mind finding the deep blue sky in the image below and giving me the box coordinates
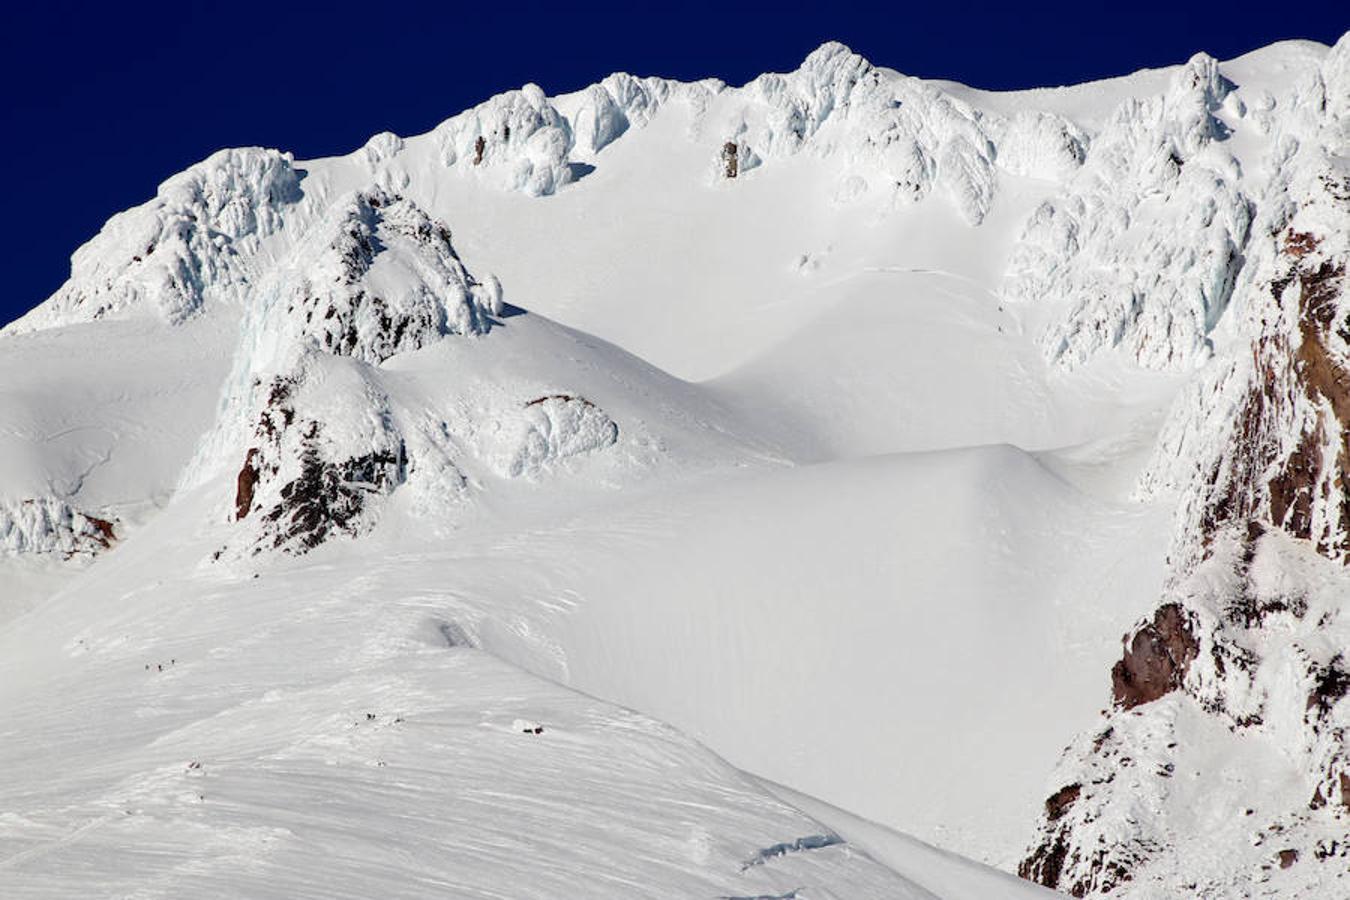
[3,1,1345,327]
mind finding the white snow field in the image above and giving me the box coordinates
[1,35,1347,897]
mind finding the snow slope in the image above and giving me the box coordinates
[2,33,1347,898]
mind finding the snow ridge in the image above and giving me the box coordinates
[10,149,303,332]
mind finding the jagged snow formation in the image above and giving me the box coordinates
[706,42,1067,224]
[11,149,304,332]
[1003,53,1253,371]
[0,498,115,557]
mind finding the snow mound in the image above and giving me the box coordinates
[485,394,620,478]
[434,83,579,197]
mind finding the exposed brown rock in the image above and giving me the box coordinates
[1018,833,1072,893]
[1278,848,1299,868]
[235,448,259,521]
[1268,427,1322,539]
[85,515,116,549]
[473,135,486,165]
[1196,232,1348,561]
[1285,231,1319,259]
[722,141,739,179]
[1306,656,1350,719]
[1045,783,1082,821]
[524,393,593,408]
[1111,603,1199,709]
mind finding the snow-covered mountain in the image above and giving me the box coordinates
[1,34,1347,897]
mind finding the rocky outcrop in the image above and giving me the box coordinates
[722,141,739,178]
[1110,603,1199,709]
[257,423,402,552]
[276,190,501,366]
[1022,38,1350,896]
[224,368,406,556]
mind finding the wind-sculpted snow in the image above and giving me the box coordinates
[486,394,620,478]
[9,149,303,332]
[1004,53,1252,371]
[991,111,1089,182]
[378,41,1071,225]
[568,73,684,154]
[711,42,1017,224]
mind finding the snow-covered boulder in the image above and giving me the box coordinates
[484,394,620,478]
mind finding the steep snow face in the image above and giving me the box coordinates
[1004,53,1254,372]
[9,149,304,332]
[1022,37,1350,897]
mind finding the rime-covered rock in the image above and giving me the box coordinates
[9,148,303,332]
[225,362,406,556]
[261,189,499,368]
[1022,38,1350,896]
[0,498,116,558]
[1004,53,1253,371]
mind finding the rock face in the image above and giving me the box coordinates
[1109,603,1199,710]
[225,369,406,555]
[1022,35,1350,897]
[272,189,501,366]
[722,141,739,178]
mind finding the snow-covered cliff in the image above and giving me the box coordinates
[1021,35,1350,898]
